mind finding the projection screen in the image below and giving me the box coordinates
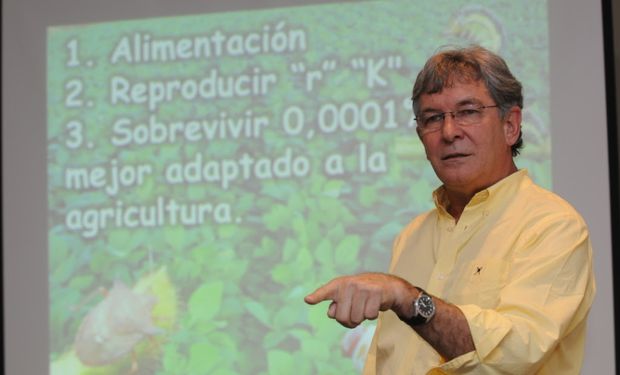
[2,0,615,374]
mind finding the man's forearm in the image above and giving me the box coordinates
[305,272,476,360]
[399,289,475,360]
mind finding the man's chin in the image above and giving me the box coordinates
[435,168,474,186]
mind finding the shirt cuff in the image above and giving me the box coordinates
[437,304,512,372]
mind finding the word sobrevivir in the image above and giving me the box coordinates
[111,112,269,147]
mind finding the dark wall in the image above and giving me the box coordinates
[604,0,620,365]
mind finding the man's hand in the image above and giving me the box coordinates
[304,273,416,328]
[305,273,475,359]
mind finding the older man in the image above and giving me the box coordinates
[305,46,595,374]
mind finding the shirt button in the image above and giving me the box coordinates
[447,226,454,232]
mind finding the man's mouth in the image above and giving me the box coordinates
[442,153,470,161]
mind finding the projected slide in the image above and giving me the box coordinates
[48,1,549,373]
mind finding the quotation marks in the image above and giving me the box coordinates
[290,61,306,74]
[322,59,337,71]
[350,55,402,70]
[290,55,404,91]
[290,59,338,92]
[350,55,403,88]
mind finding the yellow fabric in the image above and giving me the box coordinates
[363,170,595,375]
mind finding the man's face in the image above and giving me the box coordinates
[416,80,521,195]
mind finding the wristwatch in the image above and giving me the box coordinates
[408,288,436,326]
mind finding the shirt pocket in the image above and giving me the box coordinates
[449,258,508,309]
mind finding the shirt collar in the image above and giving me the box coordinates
[432,169,530,214]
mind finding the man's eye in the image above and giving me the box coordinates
[424,114,443,125]
[458,109,480,116]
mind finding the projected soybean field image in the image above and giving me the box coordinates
[48,1,549,373]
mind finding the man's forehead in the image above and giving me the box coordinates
[418,80,491,109]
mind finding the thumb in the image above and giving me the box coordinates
[328,301,337,318]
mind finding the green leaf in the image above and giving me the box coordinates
[187,342,220,375]
[335,235,361,269]
[68,275,94,291]
[217,224,238,239]
[51,255,77,284]
[271,263,293,285]
[307,303,329,331]
[244,299,272,327]
[164,226,186,249]
[188,281,224,323]
[272,304,302,330]
[282,238,299,262]
[287,193,305,211]
[272,247,313,285]
[263,204,291,231]
[359,185,377,207]
[187,184,206,200]
[295,248,313,273]
[108,229,132,250]
[301,337,330,361]
[323,179,345,198]
[288,328,312,342]
[49,235,68,269]
[254,236,276,258]
[263,330,288,348]
[210,369,238,375]
[292,216,308,246]
[267,350,295,374]
[314,238,333,266]
[162,344,187,374]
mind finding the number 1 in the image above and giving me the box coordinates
[66,38,80,67]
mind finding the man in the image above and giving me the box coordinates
[304,46,595,374]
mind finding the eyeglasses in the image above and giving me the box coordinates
[415,105,499,135]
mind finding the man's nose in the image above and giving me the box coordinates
[440,112,462,140]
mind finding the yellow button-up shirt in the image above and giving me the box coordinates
[363,170,595,374]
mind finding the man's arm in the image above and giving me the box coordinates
[304,272,474,360]
[306,212,595,373]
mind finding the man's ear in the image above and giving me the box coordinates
[503,106,522,146]
[415,126,432,160]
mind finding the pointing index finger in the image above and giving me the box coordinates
[304,279,339,305]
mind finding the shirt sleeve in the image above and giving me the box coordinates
[436,212,596,374]
[363,316,380,375]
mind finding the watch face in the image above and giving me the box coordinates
[417,294,435,318]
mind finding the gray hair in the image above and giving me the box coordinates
[411,45,524,156]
